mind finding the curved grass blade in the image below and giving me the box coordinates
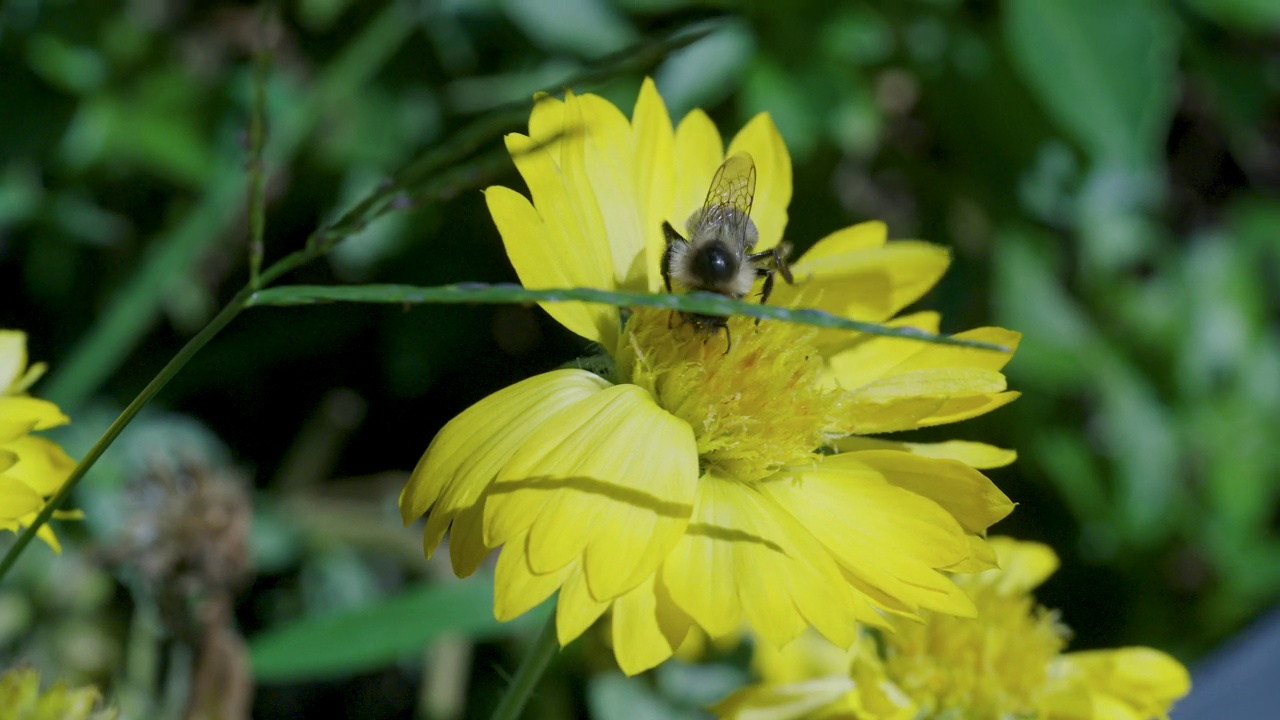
[249,283,1011,352]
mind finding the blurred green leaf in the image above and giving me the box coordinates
[820,7,893,67]
[1176,236,1264,399]
[1033,430,1111,527]
[500,0,638,57]
[444,63,579,114]
[59,69,217,186]
[588,671,701,720]
[1186,0,1280,31]
[654,19,755,118]
[249,283,1014,351]
[741,57,822,159]
[1095,364,1182,547]
[1004,0,1178,168]
[0,164,42,226]
[654,659,748,709]
[45,2,420,412]
[298,0,356,31]
[1075,164,1163,271]
[250,576,548,681]
[25,34,107,94]
[993,232,1098,387]
[300,547,386,616]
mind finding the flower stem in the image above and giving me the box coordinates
[0,287,251,583]
[489,610,559,720]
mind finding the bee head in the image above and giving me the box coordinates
[692,242,738,283]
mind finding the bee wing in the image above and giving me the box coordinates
[700,152,757,242]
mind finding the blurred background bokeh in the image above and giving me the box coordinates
[2,0,1278,717]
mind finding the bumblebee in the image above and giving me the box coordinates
[661,152,793,345]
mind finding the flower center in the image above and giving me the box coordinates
[614,309,841,482]
[883,582,1069,719]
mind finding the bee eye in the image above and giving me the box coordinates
[694,244,735,281]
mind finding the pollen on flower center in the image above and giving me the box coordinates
[614,308,842,482]
[885,580,1069,718]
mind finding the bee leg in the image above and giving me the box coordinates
[750,268,775,326]
[748,243,795,290]
[720,323,732,354]
[756,267,776,304]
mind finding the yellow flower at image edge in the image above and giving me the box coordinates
[400,78,1021,674]
[0,330,79,551]
[715,538,1192,720]
[0,666,116,720]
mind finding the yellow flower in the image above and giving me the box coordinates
[714,538,1192,720]
[400,79,1018,674]
[0,331,79,552]
[0,666,116,720]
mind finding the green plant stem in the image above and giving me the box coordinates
[247,45,270,287]
[0,287,251,583]
[489,611,559,720]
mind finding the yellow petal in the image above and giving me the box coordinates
[822,312,941,388]
[890,327,1021,373]
[34,518,62,553]
[663,474,861,649]
[0,435,74,496]
[576,91,649,291]
[401,370,610,571]
[852,369,1006,406]
[1059,647,1191,719]
[447,504,491,578]
[484,183,617,346]
[712,677,857,720]
[610,572,694,675]
[669,109,724,237]
[0,331,45,395]
[983,537,1059,594]
[851,450,1014,534]
[726,113,791,252]
[845,376,1019,435]
[486,384,698,601]
[796,221,887,262]
[0,331,28,393]
[897,391,1022,431]
[833,438,1018,469]
[764,459,976,617]
[555,562,609,646]
[631,78,676,292]
[528,93,566,164]
[944,534,1001,573]
[773,239,951,322]
[505,127,612,291]
[753,629,854,684]
[493,531,572,621]
[0,478,42,521]
[0,397,69,432]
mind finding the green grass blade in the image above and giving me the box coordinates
[249,283,1011,352]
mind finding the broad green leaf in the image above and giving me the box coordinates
[248,283,1012,352]
[1004,0,1178,167]
[250,576,549,681]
